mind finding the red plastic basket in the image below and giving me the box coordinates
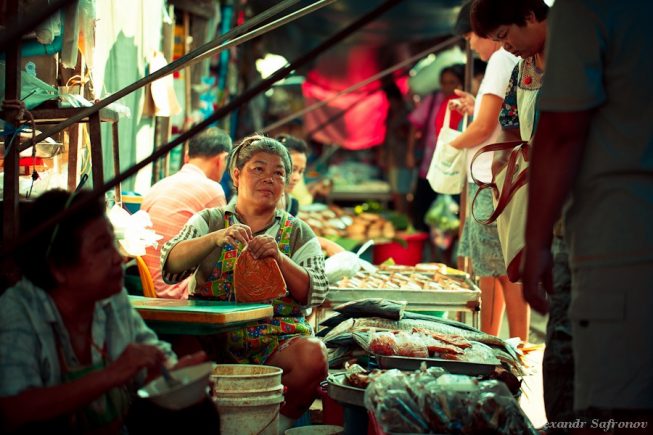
[372,232,428,266]
[318,382,344,426]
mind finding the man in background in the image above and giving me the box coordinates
[142,127,232,299]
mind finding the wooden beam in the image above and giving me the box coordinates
[66,125,80,191]
[111,122,121,205]
[87,112,104,189]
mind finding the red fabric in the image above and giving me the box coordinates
[434,94,464,136]
[302,77,388,150]
[301,47,389,150]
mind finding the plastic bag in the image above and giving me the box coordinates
[471,380,538,434]
[364,370,430,434]
[458,341,501,365]
[368,332,398,356]
[365,368,537,434]
[426,107,468,194]
[0,62,58,109]
[394,332,429,358]
[324,240,375,285]
[425,194,460,233]
[425,194,460,250]
[107,206,162,257]
[365,367,447,434]
[415,332,463,358]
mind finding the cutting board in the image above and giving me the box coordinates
[129,296,273,324]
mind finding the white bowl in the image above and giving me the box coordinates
[137,362,213,410]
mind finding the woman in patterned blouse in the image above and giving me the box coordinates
[162,135,329,430]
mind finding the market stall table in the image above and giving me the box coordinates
[129,296,273,335]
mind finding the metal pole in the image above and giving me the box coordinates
[464,39,473,93]
[19,0,338,152]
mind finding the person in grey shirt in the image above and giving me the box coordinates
[523,0,653,427]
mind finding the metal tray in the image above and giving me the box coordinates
[374,354,497,376]
[327,373,367,407]
[327,288,480,307]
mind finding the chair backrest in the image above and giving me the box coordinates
[135,256,157,298]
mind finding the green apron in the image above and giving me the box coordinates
[53,325,130,434]
[196,210,312,364]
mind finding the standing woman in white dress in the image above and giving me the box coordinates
[445,2,530,342]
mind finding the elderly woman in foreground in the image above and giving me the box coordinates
[162,134,329,431]
[0,189,216,434]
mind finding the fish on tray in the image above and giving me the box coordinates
[321,316,523,375]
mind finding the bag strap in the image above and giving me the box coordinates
[470,140,529,224]
[442,104,469,132]
[469,140,524,194]
[443,104,452,130]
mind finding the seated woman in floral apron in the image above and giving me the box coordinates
[162,135,329,431]
[0,189,216,434]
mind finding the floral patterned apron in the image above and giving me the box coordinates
[197,210,311,364]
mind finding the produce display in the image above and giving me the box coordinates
[297,206,395,241]
[335,263,473,292]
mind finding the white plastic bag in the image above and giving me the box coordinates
[426,107,467,194]
[107,206,162,257]
[324,240,376,285]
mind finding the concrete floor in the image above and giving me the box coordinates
[499,309,549,429]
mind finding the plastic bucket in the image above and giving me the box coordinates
[318,382,344,426]
[372,232,428,265]
[211,364,283,393]
[211,364,284,435]
[214,394,284,435]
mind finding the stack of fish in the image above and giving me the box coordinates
[318,299,524,377]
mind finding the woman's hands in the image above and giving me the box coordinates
[449,89,475,116]
[215,224,281,262]
[215,223,253,248]
[171,351,208,370]
[247,235,282,262]
[108,343,167,385]
[111,347,209,386]
[214,226,280,261]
